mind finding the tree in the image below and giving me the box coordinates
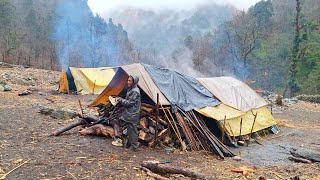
[249,0,274,33]
[289,0,309,96]
[224,11,259,68]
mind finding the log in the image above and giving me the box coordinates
[139,166,170,180]
[141,161,213,180]
[137,125,150,133]
[141,103,155,109]
[288,156,312,163]
[157,117,168,126]
[141,106,153,113]
[140,117,148,129]
[52,118,88,136]
[79,124,115,138]
[148,128,169,147]
[148,117,164,130]
[138,131,154,141]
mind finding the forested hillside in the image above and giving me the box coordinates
[0,0,319,95]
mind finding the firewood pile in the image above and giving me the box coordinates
[52,102,234,158]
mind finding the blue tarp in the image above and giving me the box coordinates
[143,64,220,111]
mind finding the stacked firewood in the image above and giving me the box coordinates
[53,101,234,158]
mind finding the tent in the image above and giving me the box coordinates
[90,63,221,110]
[196,77,276,136]
[90,63,170,106]
[58,67,116,94]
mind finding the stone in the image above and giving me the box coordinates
[232,155,241,161]
[38,107,54,115]
[51,109,77,120]
[3,85,12,91]
[0,85,4,91]
[0,78,6,85]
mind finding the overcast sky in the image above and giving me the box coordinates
[88,0,261,14]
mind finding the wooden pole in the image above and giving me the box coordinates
[226,122,236,142]
[239,118,243,141]
[78,98,84,118]
[92,79,96,94]
[247,112,258,145]
[221,115,226,143]
[153,93,159,148]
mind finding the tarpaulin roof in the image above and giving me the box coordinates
[197,77,268,112]
[90,64,170,107]
[144,64,220,111]
[122,64,170,105]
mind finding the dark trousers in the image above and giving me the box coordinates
[126,122,139,149]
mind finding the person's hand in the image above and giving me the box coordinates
[115,97,122,103]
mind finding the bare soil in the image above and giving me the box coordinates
[0,66,319,180]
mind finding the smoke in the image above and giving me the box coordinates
[51,0,91,68]
[100,3,237,77]
[51,0,128,69]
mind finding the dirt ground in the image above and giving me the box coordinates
[0,66,319,180]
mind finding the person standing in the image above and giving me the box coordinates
[116,75,141,151]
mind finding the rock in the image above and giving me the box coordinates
[3,85,12,91]
[51,109,78,120]
[38,107,54,115]
[2,73,11,81]
[16,78,32,86]
[164,148,175,153]
[18,90,33,96]
[149,126,155,134]
[233,155,241,161]
[0,78,6,85]
[0,85,4,91]
[27,87,39,91]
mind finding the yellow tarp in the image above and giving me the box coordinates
[195,104,245,120]
[197,106,276,136]
[90,68,128,107]
[69,67,115,94]
[58,70,69,94]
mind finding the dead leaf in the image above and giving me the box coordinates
[13,159,23,164]
[0,167,5,174]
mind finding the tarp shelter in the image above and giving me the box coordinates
[196,77,276,136]
[90,63,170,107]
[58,67,116,94]
[144,64,220,111]
[90,63,221,110]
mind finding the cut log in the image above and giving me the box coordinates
[141,103,154,109]
[141,161,213,180]
[140,117,148,129]
[139,130,154,141]
[163,135,171,144]
[79,124,115,138]
[148,128,169,147]
[157,117,168,126]
[148,117,164,130]
[141,106,153,113]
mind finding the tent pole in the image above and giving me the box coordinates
[247,112,258,146]
[239,118,243,141]
[153,93,159,148]
[221,115,226,143]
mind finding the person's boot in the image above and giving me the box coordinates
[111,138,123,147]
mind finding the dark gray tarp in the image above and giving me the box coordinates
[143,64,220,111]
